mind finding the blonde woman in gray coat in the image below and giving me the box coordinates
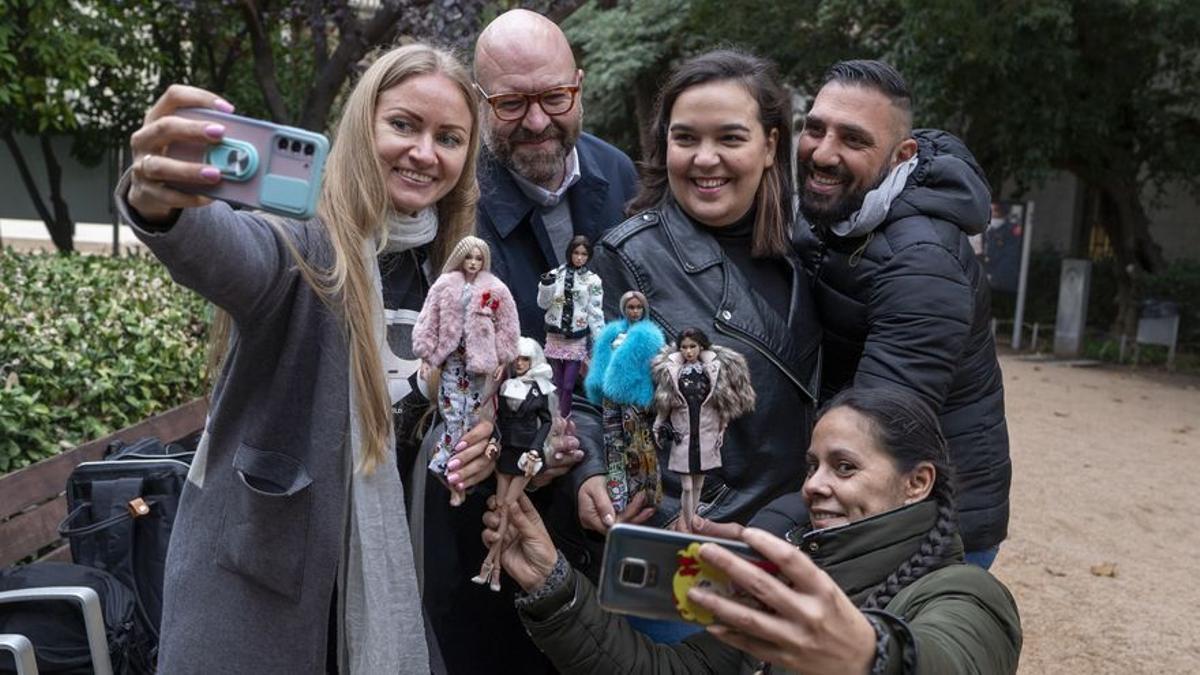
[120,44,492,673]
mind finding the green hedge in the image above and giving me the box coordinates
[0,249,208,473]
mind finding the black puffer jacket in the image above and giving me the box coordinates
[571,199,822,527]
[794,129,1010,552]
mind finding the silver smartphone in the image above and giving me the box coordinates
[598,523,779,625]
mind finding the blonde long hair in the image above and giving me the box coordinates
[208,43,481,475]
[440,235,492,275]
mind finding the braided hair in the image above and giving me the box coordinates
[815,388,959,610]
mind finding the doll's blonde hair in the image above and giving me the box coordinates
[208,43,480,475]
[440,235,492,275]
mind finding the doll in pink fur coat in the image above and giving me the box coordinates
[413,236,520,505]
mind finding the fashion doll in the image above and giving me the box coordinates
[584,290,665,513]
[473,337,554,591]
[413,236,520,505]
[537,235,604,418]
[652,327,755,531]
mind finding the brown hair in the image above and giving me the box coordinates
[626,49,793,258]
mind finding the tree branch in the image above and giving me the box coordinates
[297,0,417,130]
[239,0,291,123]
[1,129,54,229]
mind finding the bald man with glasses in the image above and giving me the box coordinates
[473,9,638,343]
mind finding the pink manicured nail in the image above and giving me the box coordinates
[554,453,563,460]
[454,441,467,452]
[200,166,221,181]
[203,124,225,139]
[213,98,234,113]
[454,483,465,492]
[447,459,461,471]
[447,473,460,483]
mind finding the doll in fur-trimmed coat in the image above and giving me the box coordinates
[584,290,665,513]
[413,236,520,505]
[652,327,755,532]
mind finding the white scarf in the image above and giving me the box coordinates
[828,155,919,239]
[339,237,431,673]
[500,362,556,401]
[382,207,438,253]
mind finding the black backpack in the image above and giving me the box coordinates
[0,562,154,674]
[57,437,195,642]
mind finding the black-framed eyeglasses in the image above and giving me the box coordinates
[474,78,581,122]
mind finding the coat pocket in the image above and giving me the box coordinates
[217,443,313,602]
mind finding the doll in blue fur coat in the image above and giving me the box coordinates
[584,290,665,512]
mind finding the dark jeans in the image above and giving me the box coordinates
[963,544,1001,569]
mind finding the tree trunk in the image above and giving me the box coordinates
[1092,171,1165,339]
[1,129,75,253]
[40,135,76,253]
[633,69,659,162]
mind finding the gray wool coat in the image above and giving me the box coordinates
[119,189,357,673]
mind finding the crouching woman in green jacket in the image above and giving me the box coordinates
[482,387,1022,674]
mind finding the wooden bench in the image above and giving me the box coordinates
[0,399,208,568]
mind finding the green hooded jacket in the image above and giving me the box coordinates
[518,500,1021,674]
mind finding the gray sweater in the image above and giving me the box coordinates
[118,178,427,673]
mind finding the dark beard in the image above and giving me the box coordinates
[798,161,889,232]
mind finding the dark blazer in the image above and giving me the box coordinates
[572,199,822,528]
[794,129,1011,553]
[476,132,638,341]
[497,383,553,475]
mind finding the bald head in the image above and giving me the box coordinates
[473,9,584,190]
[474,9,577,88]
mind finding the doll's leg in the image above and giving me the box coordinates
[474,473,512,585]
[679,475,695,533]
[486,470,534,591]
[557,358,582,418]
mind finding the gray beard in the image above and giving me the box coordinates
[506,143,571,188]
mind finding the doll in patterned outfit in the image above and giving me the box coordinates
[652,327,755,532]
[537,235,604,418]
[584,291,665,513]
[413,236,520,505]
[473,336,554,591]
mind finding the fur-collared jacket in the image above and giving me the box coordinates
[584,318,665,408]
[412,269,520,375]
[652,347,755,474]
[537,264,604,341]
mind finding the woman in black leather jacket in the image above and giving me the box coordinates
[570,49,821,551]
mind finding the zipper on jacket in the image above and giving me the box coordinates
[75,458,192,470]
[714,319,815,402]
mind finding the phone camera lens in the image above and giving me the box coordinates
[277,138,288,150]
[291,139,302,153]
[304,143,314,156]
[619,560,648,587]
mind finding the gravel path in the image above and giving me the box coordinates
[991,354,1200,673]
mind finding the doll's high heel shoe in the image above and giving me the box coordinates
[488,564,502,592]
[472,562,493,585]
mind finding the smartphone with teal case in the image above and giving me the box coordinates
[165,108,329,220]
[599,524,781,625]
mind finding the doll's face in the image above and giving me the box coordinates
[623,297,645,322]
[514,356,531,376]
[570,245,589,268]
[679,337,702,363]
[462,247,485,275]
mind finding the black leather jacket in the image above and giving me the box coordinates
[570,200,822,526]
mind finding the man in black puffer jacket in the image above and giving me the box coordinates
[794,60,1010,567]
